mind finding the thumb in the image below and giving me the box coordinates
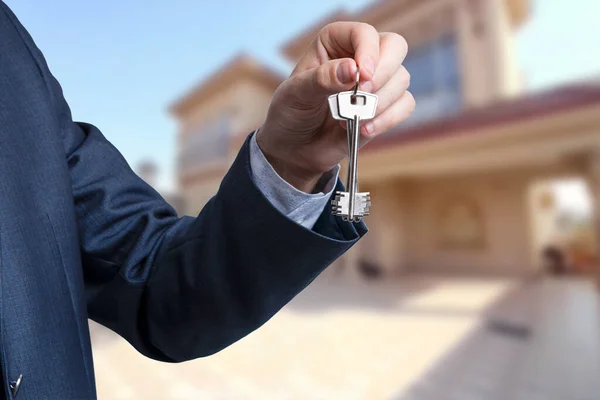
[290,58,357,103]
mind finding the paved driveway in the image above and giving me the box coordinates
[90,275,600,400]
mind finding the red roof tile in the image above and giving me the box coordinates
[363,83,600,152]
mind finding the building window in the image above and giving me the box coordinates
[178,111,232,173]
[402,33,462,125]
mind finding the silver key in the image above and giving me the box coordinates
[328,69,378,222]
[328,91,352,158]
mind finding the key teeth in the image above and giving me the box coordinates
[356,193,371,216]
[330,191,372,220]
[332,191,350,217]
[332,192,346,203]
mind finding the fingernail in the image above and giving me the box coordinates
[365,122,375,136]
[336,62,352,83]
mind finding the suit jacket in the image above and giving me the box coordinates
[0,3,367,399]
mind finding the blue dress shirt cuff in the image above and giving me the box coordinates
[249,130,340,229]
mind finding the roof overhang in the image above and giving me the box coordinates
[357,83,600,180]
[280,0,530,62]
[169,53,285,118]
[506,0,530,28]
[355,0,530,29]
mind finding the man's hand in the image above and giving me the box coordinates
[256,21,415,193]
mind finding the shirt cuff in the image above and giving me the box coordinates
[249,130,340,229]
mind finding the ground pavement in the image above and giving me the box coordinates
[90,275,600,400]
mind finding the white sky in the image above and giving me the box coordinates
[553,180,593,216]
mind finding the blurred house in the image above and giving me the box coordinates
[169,54,282,213]
[168,0,600,284]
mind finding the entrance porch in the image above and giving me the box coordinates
[334,84,600,285]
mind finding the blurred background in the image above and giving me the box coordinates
[5,0,600,398]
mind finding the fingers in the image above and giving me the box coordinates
[288,22,414,131]
[357,32,410,138]
[360,32,408,93]
[288,58,359,104]
[362,91,416,137]
[371,65,411,114]
[296,22,380,81]
[294,23,408,94]
[348,23,380,81]
[321,22,380,80]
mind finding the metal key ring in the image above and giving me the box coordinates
[352,68,360,96]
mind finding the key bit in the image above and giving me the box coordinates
[332,191,371,222]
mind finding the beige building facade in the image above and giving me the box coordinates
[169,54,282,214]
[168,0,600,283]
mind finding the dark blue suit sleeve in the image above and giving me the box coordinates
[72,123,366,362]
[4,3,368,362]
[74,126,366,362]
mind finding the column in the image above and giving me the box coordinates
[353,181,407,279]
[584,152,600,290]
